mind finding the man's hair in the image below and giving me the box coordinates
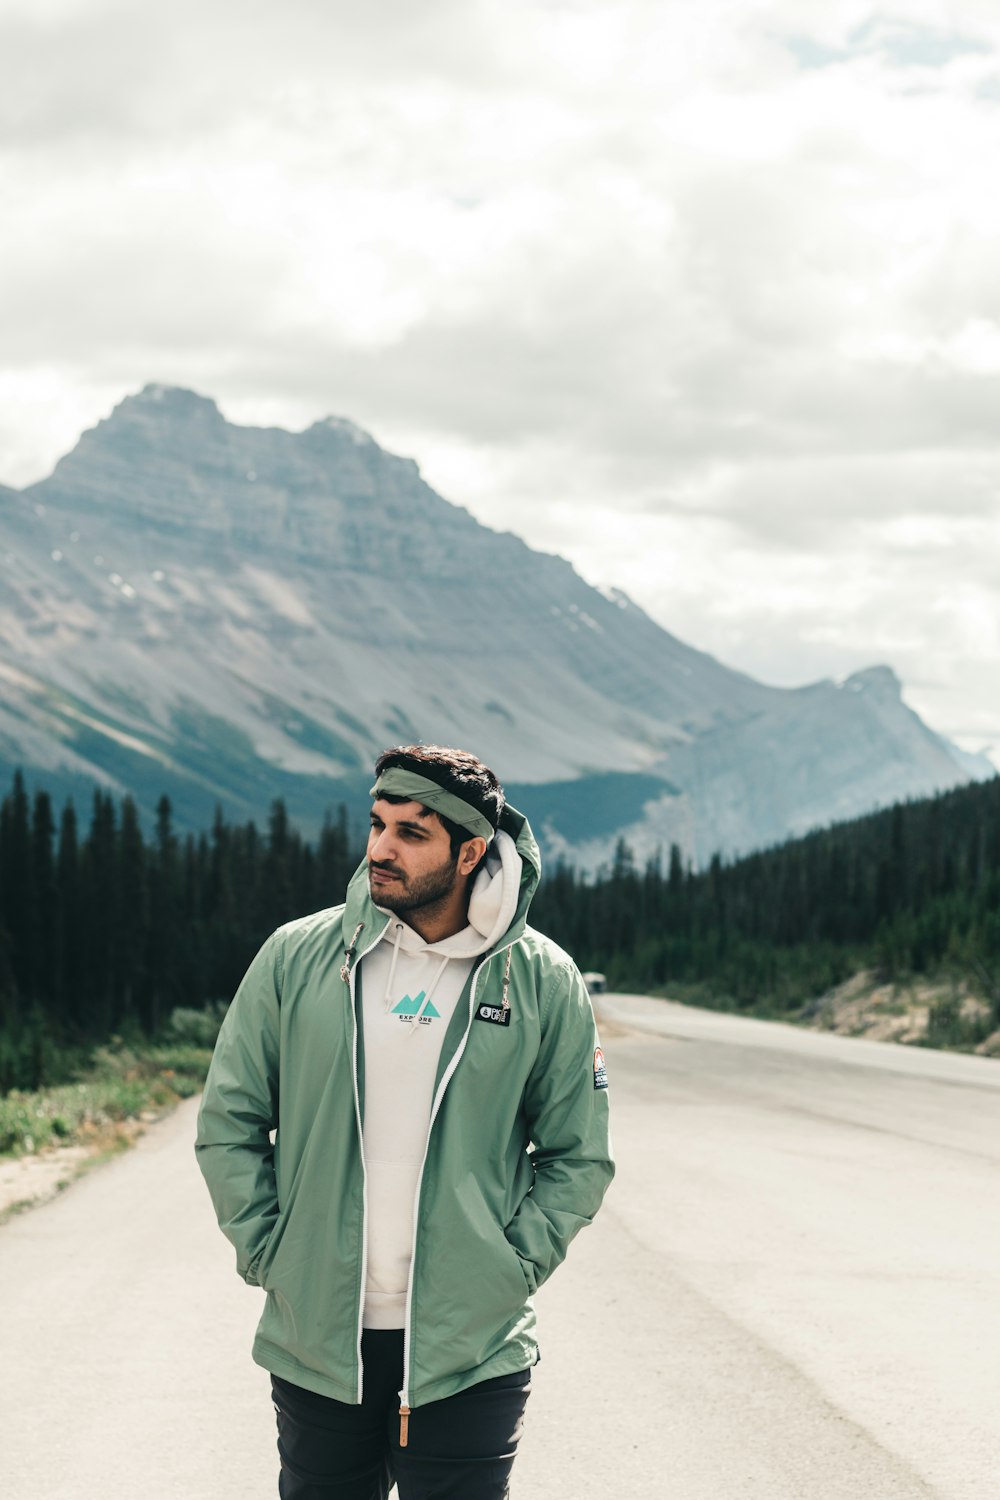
[373,744,505,858]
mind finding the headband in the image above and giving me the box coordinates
[369,767,495,842]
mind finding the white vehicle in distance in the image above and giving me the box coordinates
[582,971,607,995]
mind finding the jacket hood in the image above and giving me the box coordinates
[342,801,541,959]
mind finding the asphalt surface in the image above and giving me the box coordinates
[2,994,998,1498]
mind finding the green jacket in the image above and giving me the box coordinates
[195,805,614,1408]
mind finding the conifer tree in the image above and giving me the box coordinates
[0,771,31,1000]
[118,796,148,1026]
[55,801,82,1028]
[31,790,56,1009]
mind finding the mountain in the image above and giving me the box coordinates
[0,384,991,865]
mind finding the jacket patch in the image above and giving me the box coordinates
[475,1002,511,1027]
[593,1046,608,1090]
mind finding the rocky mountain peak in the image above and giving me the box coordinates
[841,665,903,698]
[1,386,990,860]
[25,385,446,561]
[307,414,377,447]
[131,383,226,420]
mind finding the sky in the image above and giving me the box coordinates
[2,0,999,766]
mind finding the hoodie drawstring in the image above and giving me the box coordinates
[381,924,454,1036]
[405,954,452,1039]
[382,923,405,1012]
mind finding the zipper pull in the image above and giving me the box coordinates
[399,1403,411,1448]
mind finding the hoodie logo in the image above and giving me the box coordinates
[475,1002,511,1027]
[392,991,441,1025]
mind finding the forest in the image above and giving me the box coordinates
[0,775,355,1090]
[533,778,1000,1017]
[1,768,999,1090]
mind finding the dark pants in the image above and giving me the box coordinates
[271,1330,532,1500]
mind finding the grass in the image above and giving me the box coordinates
[0,1005,225,1158]
[0,1197,42,1227]
[649,967,1000,1056]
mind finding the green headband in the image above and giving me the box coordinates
[369,767,495,842]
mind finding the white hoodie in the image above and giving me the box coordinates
[359,830,522,1329]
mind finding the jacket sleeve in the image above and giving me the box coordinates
[503,956,614,1292]
[194,931,283,1285]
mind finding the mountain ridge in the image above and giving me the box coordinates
[0,385,990,866]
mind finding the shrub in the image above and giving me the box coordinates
[164,1002,229,1049]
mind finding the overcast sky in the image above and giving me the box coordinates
[2,0,999,765]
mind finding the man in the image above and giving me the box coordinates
[196,744,614,1500]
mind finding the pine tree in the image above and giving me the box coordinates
[118,797,148,1026]
[0,771,32,1000]
[31,790,57,1009]
[147,795,180,1033]
[55,801,83,1029]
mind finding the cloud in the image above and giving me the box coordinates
[0,0,999,762]
[783,16,992,71]
[0,0,501,152]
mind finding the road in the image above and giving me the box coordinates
[2,994,999,1498]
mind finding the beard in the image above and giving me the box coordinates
[367,852,460,917]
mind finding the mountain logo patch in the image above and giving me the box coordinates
[391,992,441,1023]
[593,1046,608,1090]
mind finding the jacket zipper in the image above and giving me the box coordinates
[347,920,389,1405]
[398,940,517,1441]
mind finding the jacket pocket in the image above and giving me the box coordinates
[477,1217,535,1310]
[502,1231,537,1296]
[255,1208,291,1290]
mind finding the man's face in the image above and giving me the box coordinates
[367,798,460,916]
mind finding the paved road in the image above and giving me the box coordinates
[2,995,998,1498]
